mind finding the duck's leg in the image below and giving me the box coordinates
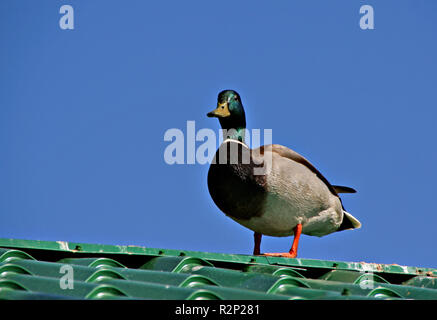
[253,232,262,255]
[263,224,302,258]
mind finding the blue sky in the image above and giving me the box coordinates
[1,1,436,268]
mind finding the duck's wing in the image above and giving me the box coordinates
[256,144,361,231]
[257,144,355,198]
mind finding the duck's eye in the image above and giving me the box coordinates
[234,96,238,101]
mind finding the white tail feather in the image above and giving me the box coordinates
[343,211,362,229]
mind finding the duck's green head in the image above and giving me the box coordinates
[207,90,246,141]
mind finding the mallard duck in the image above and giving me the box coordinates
[207,90,361,258]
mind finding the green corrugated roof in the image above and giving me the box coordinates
[0,238,436,300]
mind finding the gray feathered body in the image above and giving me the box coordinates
[208,140,360,237]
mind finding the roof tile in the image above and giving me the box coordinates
[0,238,436,300]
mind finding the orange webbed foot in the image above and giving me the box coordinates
[262,252,297,258]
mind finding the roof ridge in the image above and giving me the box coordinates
[1,238,435,277]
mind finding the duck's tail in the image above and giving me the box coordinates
[337,211,362,232]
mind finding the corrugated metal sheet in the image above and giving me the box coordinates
[0,238,436,300]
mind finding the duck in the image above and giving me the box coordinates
[206,89,361,258]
